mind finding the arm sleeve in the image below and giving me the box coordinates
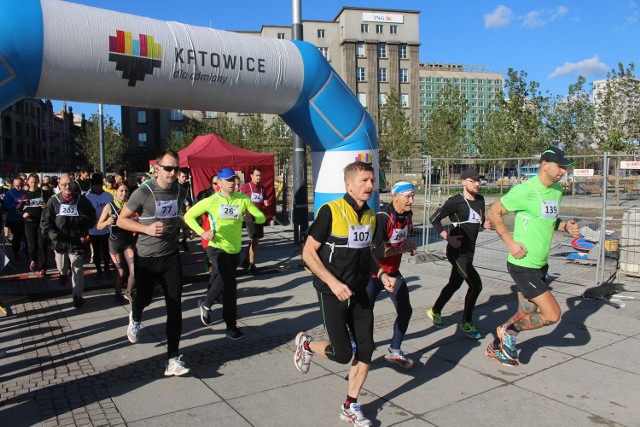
[184,196,213,235]
[371,211,390,259]
[308,205,332,244]
[500,182,528,213]
[429,196,456,235]
[246,199,266,224]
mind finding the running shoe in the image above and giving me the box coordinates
[339,403,373,427]
[248,263,257,275]
[29,261,36,272]
[114,292,126,305]
[127,311,141,343]
[496,325,518,361]
[226,327,245,341]
[485,344,518,367]
[198,298,212,326]
[384,348,414,369]
[427,308,445,329]
[164,355,190,376]
[294,332,313,374]
[459,322,481,339]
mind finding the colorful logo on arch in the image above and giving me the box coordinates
[108,30,162,87]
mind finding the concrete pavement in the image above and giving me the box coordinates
[1,225,639,426]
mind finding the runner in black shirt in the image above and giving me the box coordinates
[428,168,489,339]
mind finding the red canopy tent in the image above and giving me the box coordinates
[157,134,276,220]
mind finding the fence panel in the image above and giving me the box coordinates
[380,154,640,289]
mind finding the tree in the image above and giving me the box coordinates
[475,69,549,158]
[265,116,292,168]
[166,118,208,152]
[239,114,268,152]
[422,82,469,159]
[77,114,128,171]
[544,76,596,156]
[377,90,418,160]
[593,62,640,153]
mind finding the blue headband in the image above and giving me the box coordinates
[392,181,415,195]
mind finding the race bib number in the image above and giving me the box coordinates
[219,204,240,219]
[469,208,482,224]
[250,192,264,203]
[28,197,44,207]
[389,226,408,244]
[155,200,178,219]
[348,225,372,248]
[59,204,78,217]
[541,200,559,219]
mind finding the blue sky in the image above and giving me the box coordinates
[55,0,640,124]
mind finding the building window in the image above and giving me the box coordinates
[205,111,218,118]
[356,43,366,58]
[379,93,388,106]
[426,77,432,82]
[377,43,387,59]
[376,24,383,34]
[390,25,398,34]
[378,68,387,82]
[137,110,146,124]
[400,94,409,108]
[361,23,369,33]
[400,68,409,83]
[318,47,329,59]
[277,32,285,39]
[170,109,184,120]
[357,93,367,107]
[399,45,408,59]
[356,67,366,82]
[317,29,325,38]
[138,133,147,147]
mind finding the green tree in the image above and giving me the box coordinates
[475,69,549,158]
[593,62,640,153]
[166,118,209,152]
[209,116,244,146]
[421,82,469,158]
[265,116,292,168]
[377,90,418,160]
[239,114,268,152]
[77,114,128,171]
[545,76,596,156]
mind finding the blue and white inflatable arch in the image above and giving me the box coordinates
[0,0,379,213]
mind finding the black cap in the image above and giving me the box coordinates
[540,147,574,166]
[90,173,103,186]
[461,168,481,180]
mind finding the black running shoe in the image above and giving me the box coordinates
[226,327,245,341]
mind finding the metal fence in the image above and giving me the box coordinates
[379,153,640,292]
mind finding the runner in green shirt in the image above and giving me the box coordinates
[486,147,581,367]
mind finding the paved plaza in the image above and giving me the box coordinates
[1,225,639,426]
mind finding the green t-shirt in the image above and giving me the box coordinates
[500,176,563,268]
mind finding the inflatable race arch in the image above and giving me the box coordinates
[0,0,379,213]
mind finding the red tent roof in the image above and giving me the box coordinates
[179,134,272,168]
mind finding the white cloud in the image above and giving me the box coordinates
[522,6,568,28]
[484,5,513,28]
[548,56,609,79]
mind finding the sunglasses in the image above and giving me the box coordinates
[157,164,179,173]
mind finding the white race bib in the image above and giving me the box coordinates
[155,200,178,219]
[389,226,408,244]
[348,225,372,248]
[469,208,482,224]
[219,204,240,220]
[250,192,264,203]
[541,200,559,219]
[58,204,78,217]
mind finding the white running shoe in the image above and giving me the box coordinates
[294,332,313,374]
[339,403,373,426]
[127,311,141,344]
[164,355,190,376]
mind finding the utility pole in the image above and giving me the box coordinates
[98,103,106,174]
